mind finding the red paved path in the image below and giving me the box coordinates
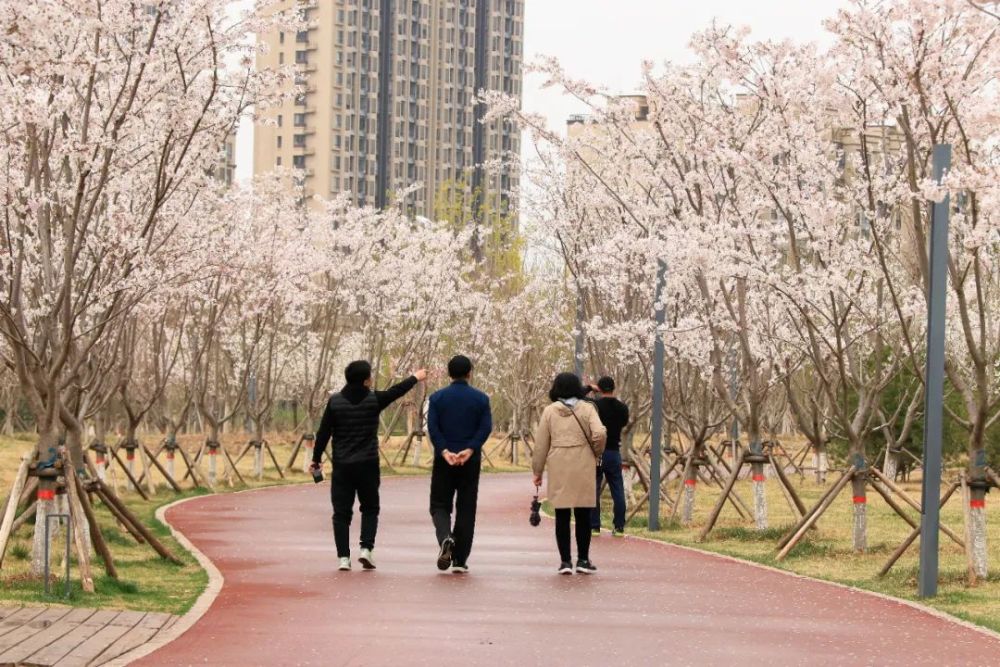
[137,474,999,666]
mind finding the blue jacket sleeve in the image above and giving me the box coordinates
[427,393,447,454]
[471,395,493,452]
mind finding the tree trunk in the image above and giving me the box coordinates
[884,447,900,482]
[682,442,704,525]
[851,471,868,553]
[968,447,988,579]
[813,443,828,484]
[2,390,14,436]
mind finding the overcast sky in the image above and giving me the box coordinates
[234,0,845,182]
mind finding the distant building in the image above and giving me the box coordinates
[254,0,523,217]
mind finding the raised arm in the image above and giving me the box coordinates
[375,375,418,410]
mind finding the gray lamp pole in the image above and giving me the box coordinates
[918,144,951,598]
[649,259,667,530]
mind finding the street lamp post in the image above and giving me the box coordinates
[649,259,667,531]
[918,144,951,598]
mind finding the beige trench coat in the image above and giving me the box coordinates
[532,400,607,508]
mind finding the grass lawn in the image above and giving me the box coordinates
[591,458,1000,634]
[0,430,528,614]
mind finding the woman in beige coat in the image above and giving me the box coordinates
[532,373,607,574]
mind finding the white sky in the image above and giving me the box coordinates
[234,0,846,182]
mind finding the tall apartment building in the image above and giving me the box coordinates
[253,0,523,218]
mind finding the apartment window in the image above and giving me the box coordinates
[292,155,306,169]
[294,113,306,127]
[296,30,308,43]
[279,52,284,65]
[293,134,306,147]
[279,32,285,44]
[295,51,308,64]
[277,136,283,148]
[276,156,282,166]
[277,114,283,127]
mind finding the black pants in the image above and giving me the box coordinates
[429,452,481,565]
[331,459,381,558]
[555,508,592,563]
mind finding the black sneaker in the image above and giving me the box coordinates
[437,537,455,571]
[576,559,597,574]
[558,561,574,575]
[451,562,469,574]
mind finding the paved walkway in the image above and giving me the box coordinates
[0,605,177,666]
[137,474,999,666]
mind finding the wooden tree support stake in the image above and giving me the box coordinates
[110,449,150,501]
[137,444,157,497]
[776,466,857,561]
[869,466,964,548]
[95,480,183,565]
[0,456,31,569]
[177,444,214,491]
[263,440,285,479]
[625,456,680,525]
[702,457,751,520]
[220,444,247,486]
[10,499,37,537]
[776,467,852,550]
[64,465,96,593]
[878,481,960,577]
[141,445,183,494]
[73,473,117,580]
[697,450,747,542]
[92,484,145,545]
[768,453,808,519]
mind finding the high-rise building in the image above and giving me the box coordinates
[254,0,523,218]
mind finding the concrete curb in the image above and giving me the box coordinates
[105,483,309,666]
[540,501,1000,643]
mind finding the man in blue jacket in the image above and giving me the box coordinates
[426,355,492,573]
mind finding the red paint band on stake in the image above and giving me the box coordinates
[166,452,175,459]
[752,475,766,482]
[38,489,55,501]
[684,479,697,486]
[970,500,986,509]
[96,456,105,464]
[126,453,135,461]
[853,496,867,504]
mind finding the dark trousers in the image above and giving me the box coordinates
[592,450,627,531]
[331,458,381,558]
[555,508,592,563]
[429,452,481,565]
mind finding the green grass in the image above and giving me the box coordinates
[591,461,1000,634]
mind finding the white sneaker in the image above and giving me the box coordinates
[358,548,376,570]
[338,557,351,571]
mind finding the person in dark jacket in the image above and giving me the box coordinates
[586,376,630,536]
[426,355,492,573]
[311,360,426,571]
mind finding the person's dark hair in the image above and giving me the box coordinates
[549,372,585,403]
[344,360,372,385]
[597,376,615,393]
[447,355,473,379]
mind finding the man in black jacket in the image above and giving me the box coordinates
[311,360,426,571]
[586,376,630,536]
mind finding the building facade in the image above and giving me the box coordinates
[254,0,523,217]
